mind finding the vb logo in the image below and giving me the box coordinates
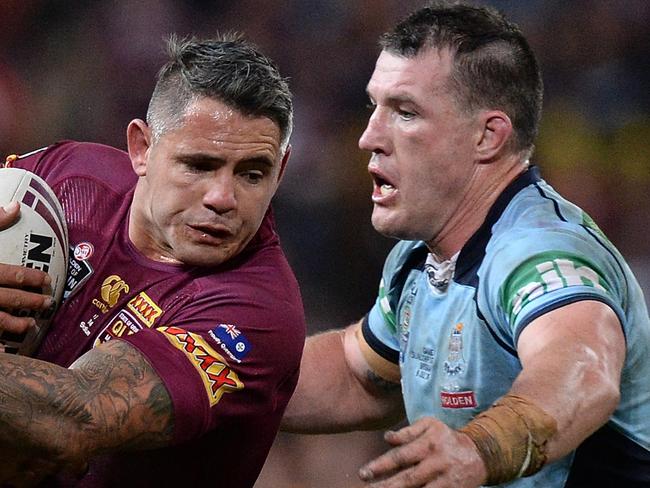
[512,258,605,316]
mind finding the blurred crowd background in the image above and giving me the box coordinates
[1,1,648,486]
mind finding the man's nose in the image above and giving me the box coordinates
[358,107,390,155]
[203,174,237,213]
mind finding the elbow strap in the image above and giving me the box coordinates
[459,394,558,485]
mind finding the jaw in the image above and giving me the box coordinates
[371,205,418,241]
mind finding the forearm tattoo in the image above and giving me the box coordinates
[0,340,174,464]
[366,368,402,394]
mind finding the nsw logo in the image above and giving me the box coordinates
[209,324,252,363]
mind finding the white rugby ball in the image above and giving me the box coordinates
[0,167,68,355]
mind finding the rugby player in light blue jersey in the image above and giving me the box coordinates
[282,3,650,487]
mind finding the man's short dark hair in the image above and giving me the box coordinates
[380,2,543,156]
[147,34,293,150]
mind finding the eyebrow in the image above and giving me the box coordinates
[366,86,419,106]
[177,153,277,168]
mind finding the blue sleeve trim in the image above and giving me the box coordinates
[514,293,626,346]
[362,315,399,364]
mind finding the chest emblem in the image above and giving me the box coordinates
[440,323,477,409]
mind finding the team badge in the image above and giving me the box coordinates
[159,326,244,406]
[93,309,144,345]
[440,323,476,409]
[209,324,251,363]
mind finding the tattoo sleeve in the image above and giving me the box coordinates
[0,340,174,468]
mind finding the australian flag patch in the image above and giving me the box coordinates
[209,324,252,363]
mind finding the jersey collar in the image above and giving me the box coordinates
[454,166,541,284]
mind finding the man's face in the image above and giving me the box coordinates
[359,48,480,243]
[129,97,287,267]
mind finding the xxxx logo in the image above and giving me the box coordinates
[158,326,244,406]
[127,292,162,328]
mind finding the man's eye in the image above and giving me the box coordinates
[241,170,264,184]
[398,109,416,121]
[182,161,211,173]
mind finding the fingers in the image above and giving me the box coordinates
[0,310,37,337]
[358,418,486,488]
[0,264,52,291]
[0,264,53,337]
[0,286,53,310]
[360,419,439,485]
[383,418,431,446]
[0,201,20,229]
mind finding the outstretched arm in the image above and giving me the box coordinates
[358,300,625,487]
[282,319,404,434]
[0,339,174,483]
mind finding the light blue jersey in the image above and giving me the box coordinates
[364,167,650,486]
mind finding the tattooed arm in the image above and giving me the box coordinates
[0,339,173,483]
[282,320,404,434]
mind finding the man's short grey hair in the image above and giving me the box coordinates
[146,34,293,152]
[380,2,543,158]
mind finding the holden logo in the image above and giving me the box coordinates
[74,242,94,261]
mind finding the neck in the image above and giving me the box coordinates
[426,159,527,259]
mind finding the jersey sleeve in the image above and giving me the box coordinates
[119,257,305,445]
[364,241,427,365]
[479,225,627,348]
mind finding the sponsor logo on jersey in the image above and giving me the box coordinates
[127,292,162,328]
[159,326,244,406]
[73,242,94,261]
[93,275,129,313]
[501,252,610,322]
[93,309,143,346]
[208,324,251,363]
[440,390,477,409]
[65,243,94,300]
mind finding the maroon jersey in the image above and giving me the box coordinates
[14,141,306,487]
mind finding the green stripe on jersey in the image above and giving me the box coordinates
[378,278,397,333]
[499,251,611,324]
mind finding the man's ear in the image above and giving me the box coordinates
[476,111,513,162]
[127,119,152,176]
[277,145,291,184]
